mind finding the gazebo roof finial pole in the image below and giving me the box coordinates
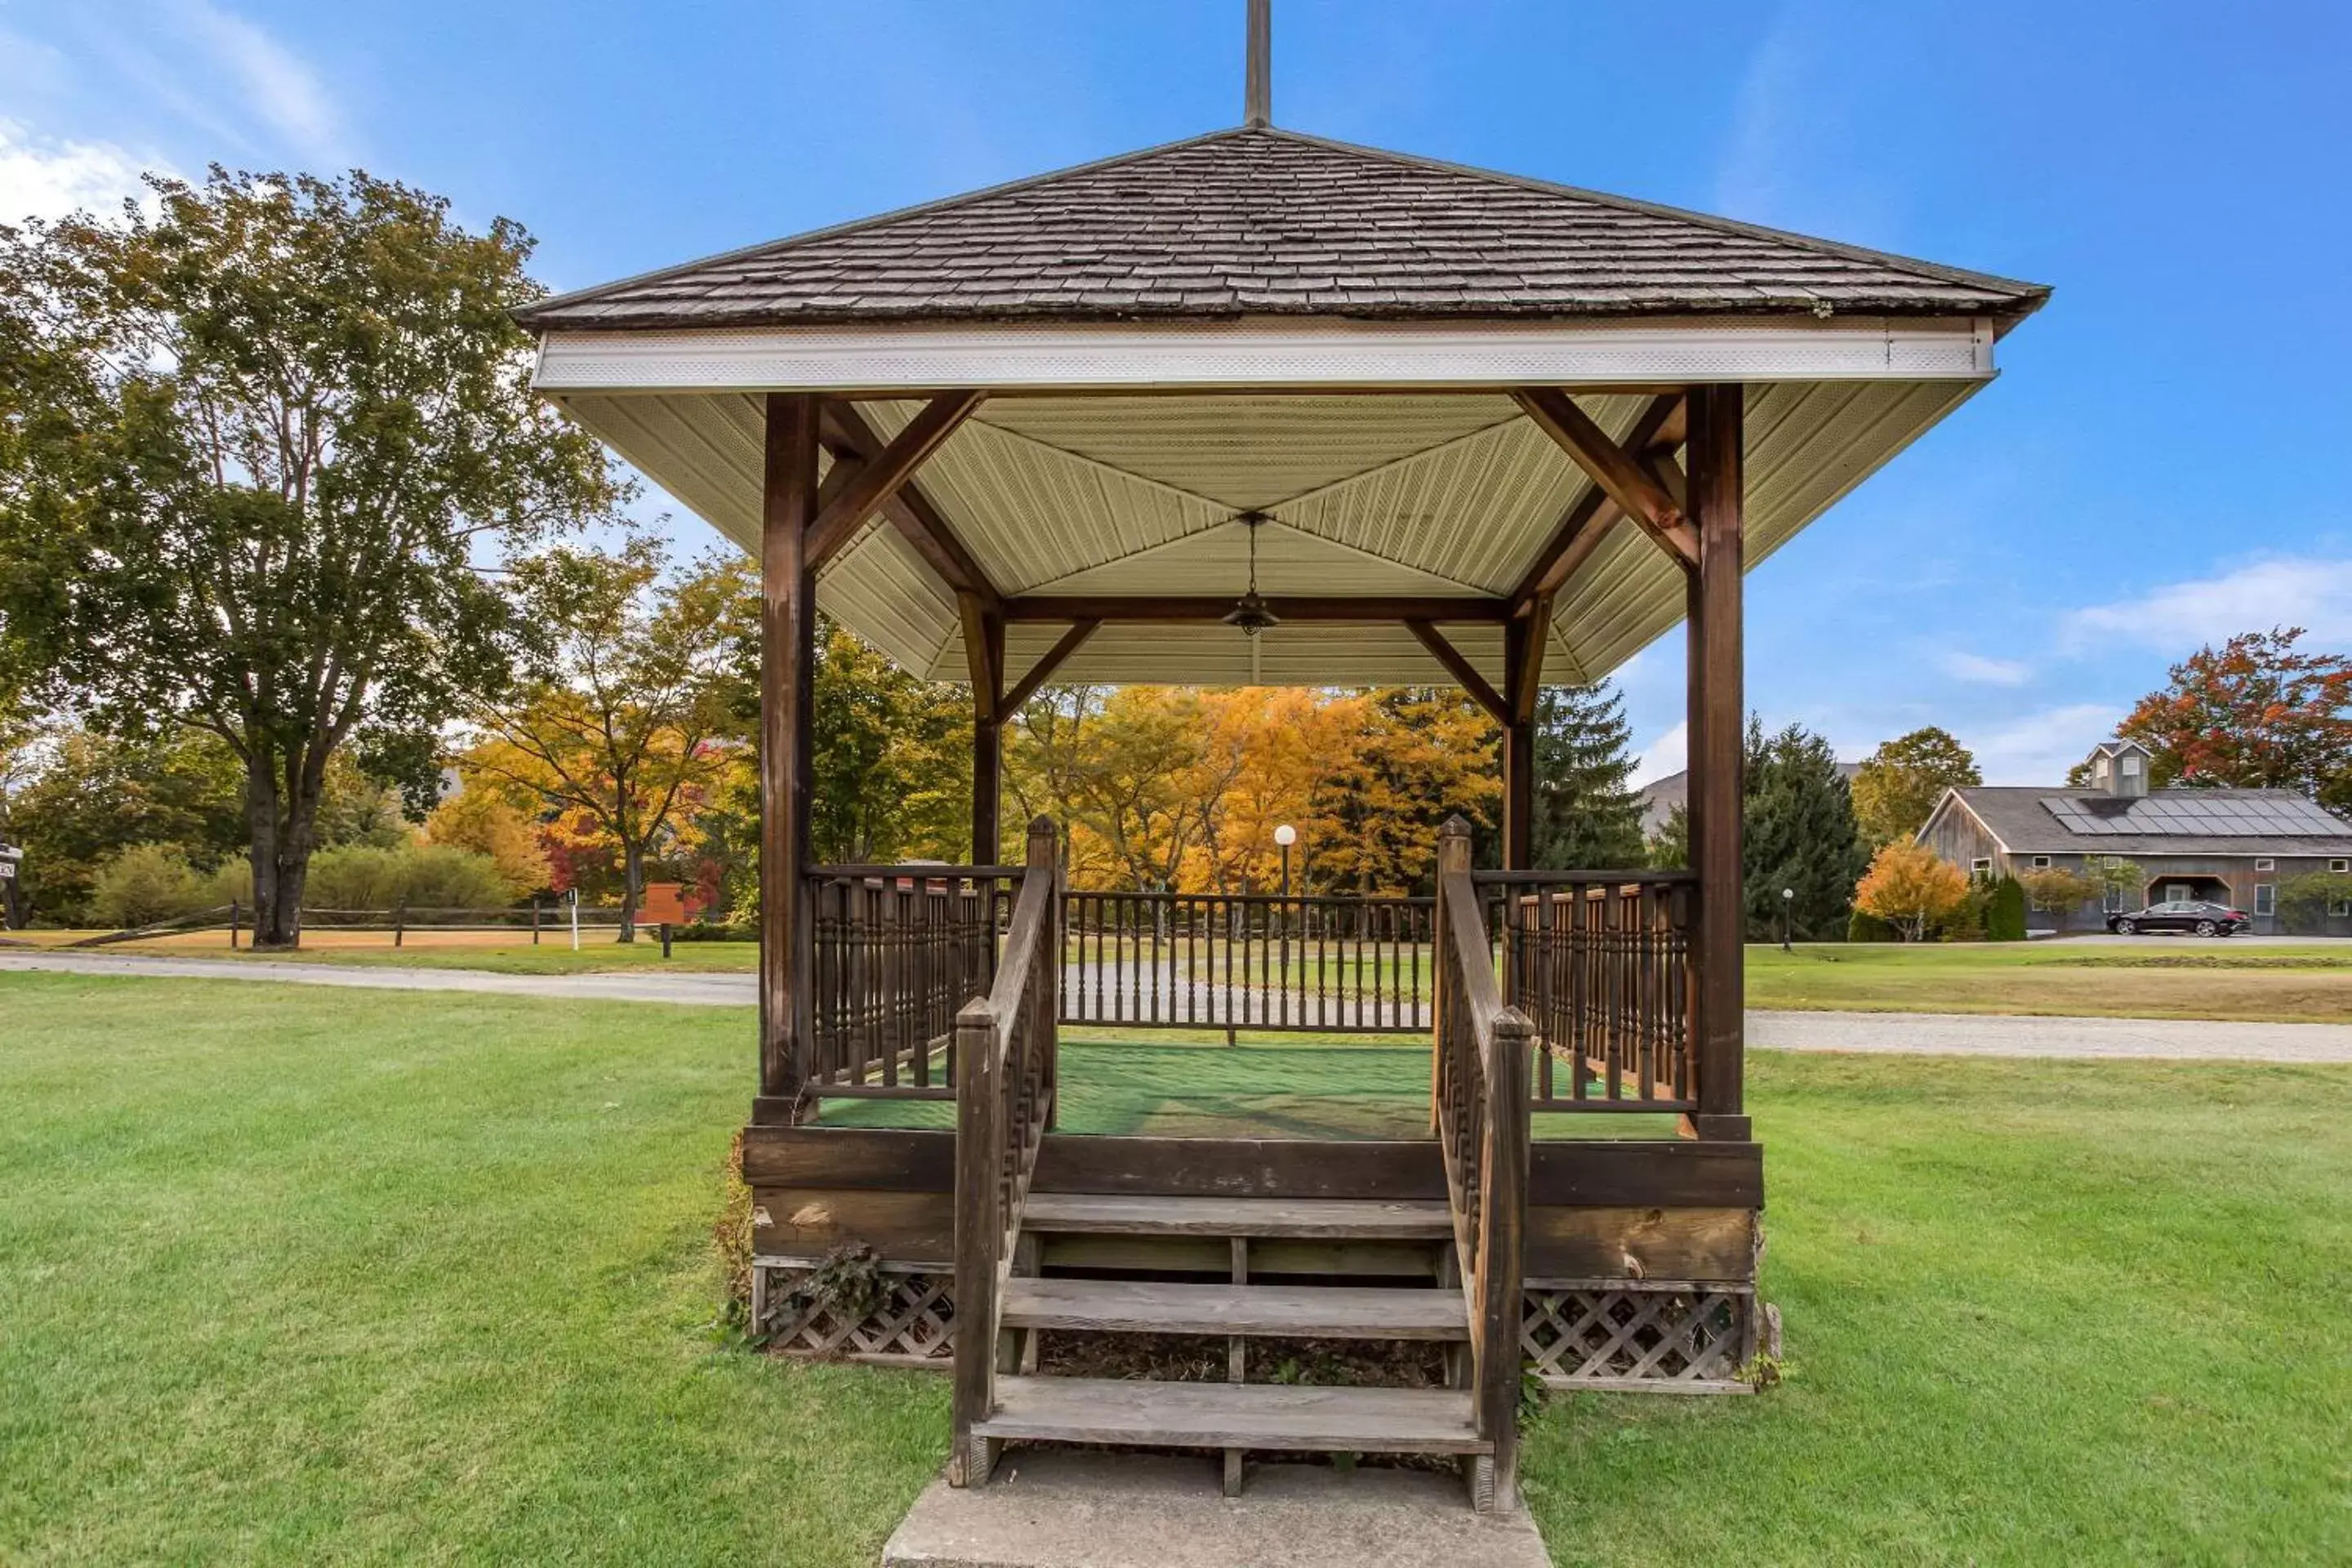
[1245,0,1272,127]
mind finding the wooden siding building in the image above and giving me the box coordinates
[1919,740,2352,933]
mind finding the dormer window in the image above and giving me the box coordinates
[2120,755,2140,777]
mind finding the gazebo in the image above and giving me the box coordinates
[514,21,2044,1513]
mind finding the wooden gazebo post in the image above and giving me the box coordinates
[1686,384,1748,1140]
[759,393,822,1116]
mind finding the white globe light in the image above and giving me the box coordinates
[1273,823,1298,847]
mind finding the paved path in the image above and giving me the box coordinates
[7,949,2351,1062]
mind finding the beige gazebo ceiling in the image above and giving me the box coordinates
[548,376,1978,689]
[523,127,2043,691]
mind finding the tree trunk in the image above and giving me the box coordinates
[244,746,323,950]
[619,840,642,943]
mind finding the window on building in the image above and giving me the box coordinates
[2332,858,2350,875]
[2031,855,2052,869]
[2332,898,2352,919]
[1970,857,1994,880]
[2254,884,2275,917]
[2121,755,2142,777]
[2254,858,2275,872]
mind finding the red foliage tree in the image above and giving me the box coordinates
[2113,628,2352,810]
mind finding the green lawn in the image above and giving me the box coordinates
[1746,939,2352,1022]
[3,974,2347,1564]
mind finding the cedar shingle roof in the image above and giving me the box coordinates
[516,127,2048,332]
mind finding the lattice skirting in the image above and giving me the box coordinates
[751,1257,956,1368]
[1522,1280,1756,1393]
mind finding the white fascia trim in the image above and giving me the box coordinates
[533,314,1998,394]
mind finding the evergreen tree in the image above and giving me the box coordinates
[1744,719,1869,941]
[1530,681,1648,869]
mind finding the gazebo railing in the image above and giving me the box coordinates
[1059,889,1432,1032]
[1473,870,1698,1113]
[804,865,1021,1099]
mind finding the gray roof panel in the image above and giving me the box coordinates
[1954,786,2352,856]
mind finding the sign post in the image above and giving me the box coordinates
[568,887,581,953]
[0,843,23,931]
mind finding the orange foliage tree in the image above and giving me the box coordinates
[1852,840,1970,941]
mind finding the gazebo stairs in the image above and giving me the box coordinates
[975,1192,1494,1498]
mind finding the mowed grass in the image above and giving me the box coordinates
[25,925,2352,1021]
[3,975,2348,1563]
[1747,940,2352,1023]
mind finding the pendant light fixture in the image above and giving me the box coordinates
[1222,510,1280,635]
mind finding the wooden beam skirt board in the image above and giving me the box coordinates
[1003,595,1511,623]
[1406,620,1507,722]
[1513,386,1700,570]
[805,390,985,568]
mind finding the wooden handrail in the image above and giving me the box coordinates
[1429,819,1531,1510]
[949,819,1061,1489]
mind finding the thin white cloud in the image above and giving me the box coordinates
[167,0,341,161]
[0,118,161,222]
[1968,703,2123,786]
[2065,556,2352,654]
[1633,719,1687,786]
[1936,649,2033,687]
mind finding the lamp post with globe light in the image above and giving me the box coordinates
[1781,886,1795,952]
[1274,824,1298,1022]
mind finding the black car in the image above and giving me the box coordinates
[2107,899,2248,937]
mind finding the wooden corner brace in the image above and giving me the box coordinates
[1513,387,1700,573]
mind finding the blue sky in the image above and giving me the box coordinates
[6,0,2349,784]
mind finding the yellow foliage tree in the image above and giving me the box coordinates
[1852,840,1970,941]
[422,786,552,898]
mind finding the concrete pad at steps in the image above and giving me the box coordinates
[881,1451,1550,1568]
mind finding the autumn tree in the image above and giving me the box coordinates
[1530,681,1646,870]
[423,786,552,899]
[0,171,621,946]
[1852,840,1969,942]
[2101,628,2352,809]
[1851,726,1981,846]
[465,541,736,939]
[1316,688,1499,895]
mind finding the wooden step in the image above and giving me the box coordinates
[974,1376,1487,1454]
[1021,1192,1453,1241]
[1002,1277,1468,1339]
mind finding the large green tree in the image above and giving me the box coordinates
[0,170,622,946]
[1744,719,1870,941]
[1851,726,1982,846]
[1530,680,1646,870]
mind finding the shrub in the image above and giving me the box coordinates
[87,844,207,929]
[2278,871,2352,933]
[304,843,513,911]
[423,788,551,898]
[2019,866,2098,925]
[1984,875,2028,942]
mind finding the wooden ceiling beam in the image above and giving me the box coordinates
[807,390,984,568]
[1000,595,1511,624]
[1513,387,1699,572]
[1000,620,1101,714]
[818,399,1000,606]
[1508,392,1688,608]
[1405,620,1508,723]
[1509,591,1552,724]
